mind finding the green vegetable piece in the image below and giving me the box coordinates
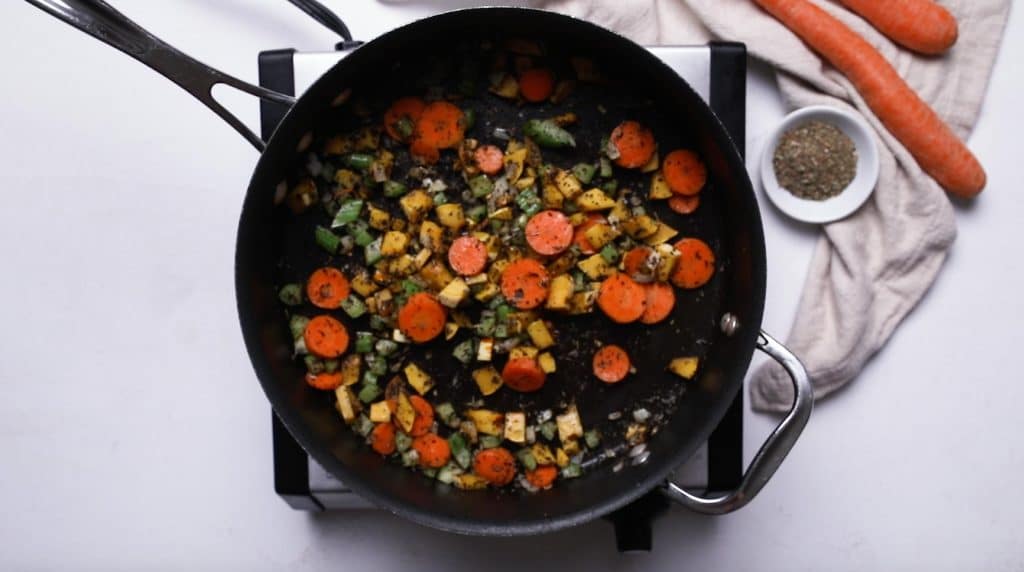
[452,338,477,364]
[437,462,462,485]
[357,383,381,403]
[341,295,367,319]
[315,226,341,254]
[495,304,512,324]
[469,175,494,198]
[572,271,587,293]
[432,192,449,206]
[475,311,496,337]
[494,324,509,339]
[435,402,458,427]
[401,279,424,295]
[599,156,613,178]
[289,315,310,340]
[516,449,537,471]
[461,108,476,131]
[352,227,375,248]
[449,433,472,469]
[523,119,576,148]
[375,339,399,356]
[600,244,619,264]
[303,354,325,374]
[355,332,375,354]
[466,204,488,223]
[479,435,502,449]
[354,414,375,437]
[489,219,504,234]
[561,462,583,479]
[364,236,383,266]
[361,370,379,387]
[395,432,412,453]
[539,421,557,441]
[331,199,364,228]
[278,283,303,306]
[345,153,374,171]
[572,163,596,185]
[584,429,601,449]
[383,180,408,198]
[323,359,340,374]
[421,468,438,478]
[366,354,388,377]
[488,294,507,309]
[394,117,414,140]
[369,314,390,331]
[601,179,619,194]
[515,190,542,217]
[401,449,420,467]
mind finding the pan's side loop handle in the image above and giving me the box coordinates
[284,0,363,50]
[662,331,813,514]
[25,0,297,152]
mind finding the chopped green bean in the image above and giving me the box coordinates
[331,199,364,228]
[487,294,507,309]
[449,433,472,469]
[357,382,381,403]
[539,421,557,441]
[466,204,488,223]
[600,244,619,264]
[515,190,542,217]
[469,175,494,198]
[599,156,613,178]
[475,311,496,337]
[369,314,389,331]
[341,295,367,319]
[452,338,477,364]
[561,462,583,479]
[361,370,379,387]
[435,402,458,427]
[364,236,383,266]
[323,359,339,374]
[383,180,408,198]
[289,315,310,340]
[304,354,325,374]
[432,192,449,206]
[395,431,412,453]
[479,435,502,449]
[494,324,509,339]
[523,119,575,148]
[584,429,601,449]
[278,284,303,306]
[375,339,399,356]
[394,117,414,140]
[401,449,420,467]
[401,279,424,295]
[354,414,375,436]
[436,462,462,485]
[345,153,374,171]
[601,179,619,193]
[495,304,512,324]
[315,226,341,254]
[516,449,537,471]
[572,163,596,185]
[366,354,388,377]
[355,332,375,354]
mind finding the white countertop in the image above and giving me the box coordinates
[1,1,1022,570]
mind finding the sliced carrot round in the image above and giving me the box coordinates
[303,315,350,358]
[525,210,574,256]
[593,344,631,383]
[525,465,558,489]
[306,267,350,309]
[474,144,505,176]
[641,282,676,325]
[668,194,701,215]
[408,395,434,437]
[610,120,656,169]
[622,246,655,277]
[413,433,451,468]
[671,238,716,289]
[413,101,465,150]
[410,137,441,164]
[370,423,397,455]
[502,357,547,393]
[384,96,426,142]
[572,213,606,255]
[596,273,646,324]
[473,447,517,486]
[500,258,550,310]
[662,149,707,196]
[397,292,447,343]
[519,68,555,103]
[304,371,344,391]
[448,235,488,276]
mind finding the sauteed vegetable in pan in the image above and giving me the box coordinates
[275,39,718,491]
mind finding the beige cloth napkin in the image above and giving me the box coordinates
[530,0,1010,412]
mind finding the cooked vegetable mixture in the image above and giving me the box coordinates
[276,39,715,492]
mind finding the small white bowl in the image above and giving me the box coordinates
[760,105,880,224]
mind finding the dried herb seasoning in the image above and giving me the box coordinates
[773,120,857,201]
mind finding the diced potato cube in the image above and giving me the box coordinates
[438,278,469,308]
[354,127,379,151]
[367,205,391,231]
[609,199,631,223]
[568,287,599,315]
[555,448,570,468]
[472,366,503,396]
[622,215,660,239]
[477,337,494,362]
[451,311,472,327]
[473,282,500,303]
[333,168,359,189]
[464,273,488,286]
[487,259,511,283]
[514,177,535,191]
[419,259,454,291]
[583,223,618,250]
[641,150,660,173]
[556,406,584,443]
[643,222,680,245]
[381,231,409,257]
[562,438,581,456]
[568,212,589,227]
[654,244,680,282]
[444,322,459,340]
[626,423,648,445]
[555,170,583,199]
[504,412,526,443]
[509,346,539,360]
[507,312,536,335]
[489,73,519,99]
[350,270,379,297]
[399,190,433,222]
[435,204,465,230]
[527,320,555,350]
[341,354,361,386]
[489,207,513,221]
[649,172,673,200]
[413,249,432,270]
[547,254,577,277]
[466,409,504,436]
[542,184,564,209]
[532,444,556,465]
[395,392,416,433]
[387,254,416,277]
[577,254,612,280]
[419,220,444,252]
[453,473,490,490]
[404,363,435,395]
[575,188,616,211]
[538,352,556,374]
[334,386,360,423]
[369,401,392,423]
[504,148,528,184]
[669,357,700,380]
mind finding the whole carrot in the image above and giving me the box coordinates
[753,0,985,198]
[836,0,958,55]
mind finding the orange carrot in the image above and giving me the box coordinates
[408,395,435,437]
[448,236,489,276]
[305,371,345,391]
[525,465,558,489]
[572,214,606,255]
[668,194,701,215]
[671,238,716,289]
[597,273,647,324]
[413,101,465,150]
[370,422,397,455]
[835,0,958,55]
[384,96,425,142]
[473,447,517,486]
[641,282,676,325]
[622,246,654,277]
[413,433,451,468]
[519,68,555,103]
[397,292,447,343]
[502,357,547,393]
[303,315,350,358]
[662,150,707,196]
[525,210,574,256]
[610,121,656,169]
[409,137,440,164]
[474,144,505,175]
[500,258,550,310]
[306,267,350,309]
[592,344,631,383]
[752,0,985,197]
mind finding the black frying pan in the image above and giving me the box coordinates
[27,0,813,536]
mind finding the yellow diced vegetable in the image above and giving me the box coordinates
[649,172,673,200]
[527,320,555,350]
[669,357,700,380]
[555,170,583,199]
[387,254,416,277]
[654,244,680,282]
[369,401,392,423]
[438,278,469,308]
[489,74,519,99]
[381,231,409,257]
[504,412,526,443]
[583,223,618,250]
[643,222,680,245]
[504,148,528,184]
[622,215,660,239]
[399,190,433,222]
[473,282,500,303]
[341,354,361,387]
[435,203,466,230]
[334,386,360,423]
[507,312,536,335]
[465,273,488,286]
[562,438,581,456]
[532,444,556,466]
[454,473,490,490]
[488,258,511,283]
[575,188,616,211]
[509,346,539,360]
[577,254,613,280]
[568,287,599,315]
[476,337,494,362]
[419,259,454,291]
[354,126,379,151]
[555,448,570,468]
[350,270,379,297]
[542,184,564,209]
[609,199,631,223]
[367,204,391,231]
[333,168,360,189]
[568,212,589,227]
[395,392,416,433]
[538,352,556,374]
[466,409,504,436]
[404,363,434,395]
[641,150,660,173]
[413,249,432,270]
[473,366,503,396]
[489,207,513,221]
[556,406,584,443]
[419,220,444,252]
[444,322,459,341]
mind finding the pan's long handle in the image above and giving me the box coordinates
[25,0,298,151]
[662,331,813,514]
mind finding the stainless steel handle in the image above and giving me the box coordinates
[662,330,813,514]
[25,0,297,151]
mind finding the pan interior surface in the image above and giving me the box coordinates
[236,8,765,535]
